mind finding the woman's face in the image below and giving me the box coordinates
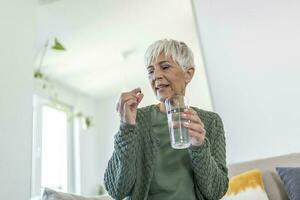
[147,53,194,102]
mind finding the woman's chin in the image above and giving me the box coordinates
[156,93,173,102]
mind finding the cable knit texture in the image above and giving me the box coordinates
[104,105,228,200]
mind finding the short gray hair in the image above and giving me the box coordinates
[144,39,195,71]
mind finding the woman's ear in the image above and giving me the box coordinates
[185,67,195,84]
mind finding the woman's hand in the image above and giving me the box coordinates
[116,88,144,125]
[182,108,206,146]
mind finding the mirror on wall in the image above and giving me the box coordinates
[32,0,212,198]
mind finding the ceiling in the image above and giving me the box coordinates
[36,0,201,99]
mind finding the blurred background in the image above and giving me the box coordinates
[31,0,212,197]
[1,0,300,199]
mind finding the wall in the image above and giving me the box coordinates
[192,0,300,163]
[0,0,35,199]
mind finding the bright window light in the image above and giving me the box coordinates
[41,105,68,191]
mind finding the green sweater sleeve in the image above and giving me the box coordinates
[104,122,138,200]
[188,113,229,200]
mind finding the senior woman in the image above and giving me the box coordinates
[104,39,228,200]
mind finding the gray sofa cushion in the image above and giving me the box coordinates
[276,167,300,200]
[228,153,300,200]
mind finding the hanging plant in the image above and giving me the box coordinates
[75,112,93,130]
[34,37,66,80]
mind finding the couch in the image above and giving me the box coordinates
[42,188,113,200]
[227,153,300,200]
[43,153,300,200]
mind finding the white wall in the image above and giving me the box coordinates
[192,0,300,163]
[0,0,35,199]
[34,81,103,196]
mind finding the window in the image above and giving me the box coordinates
[31,96,77,198]
[41,105,68,190]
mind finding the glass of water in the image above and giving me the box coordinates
[164,95,190,149]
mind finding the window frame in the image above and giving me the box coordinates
[31,95,77,198]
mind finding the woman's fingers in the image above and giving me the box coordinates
[116,87,143,125]
[130,87,141,94]
[117,88,142,111]
[170,109,206,145]
[116,94,137,111]
[183,121,205,134]
[136,92,144,105]
[180,108,206,145]
[123,98,138,111]
[131,88,143,105]
[188,129,205,145]
[182,109,204,126]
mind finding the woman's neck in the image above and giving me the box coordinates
[158,102,166,113]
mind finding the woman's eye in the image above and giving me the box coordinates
[162,64,170,69]
[148,70,154,74]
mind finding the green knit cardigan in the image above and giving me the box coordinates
[104,105,228,200]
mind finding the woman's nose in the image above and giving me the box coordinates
[152,68,163,80]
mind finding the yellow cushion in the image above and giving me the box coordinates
[222,169,269,200]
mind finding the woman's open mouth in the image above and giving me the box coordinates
[155,84,170,92]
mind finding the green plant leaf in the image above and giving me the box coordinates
[51,38,66,51]
[34,70,43,78]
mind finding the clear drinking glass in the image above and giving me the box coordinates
[164,95,190,149]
